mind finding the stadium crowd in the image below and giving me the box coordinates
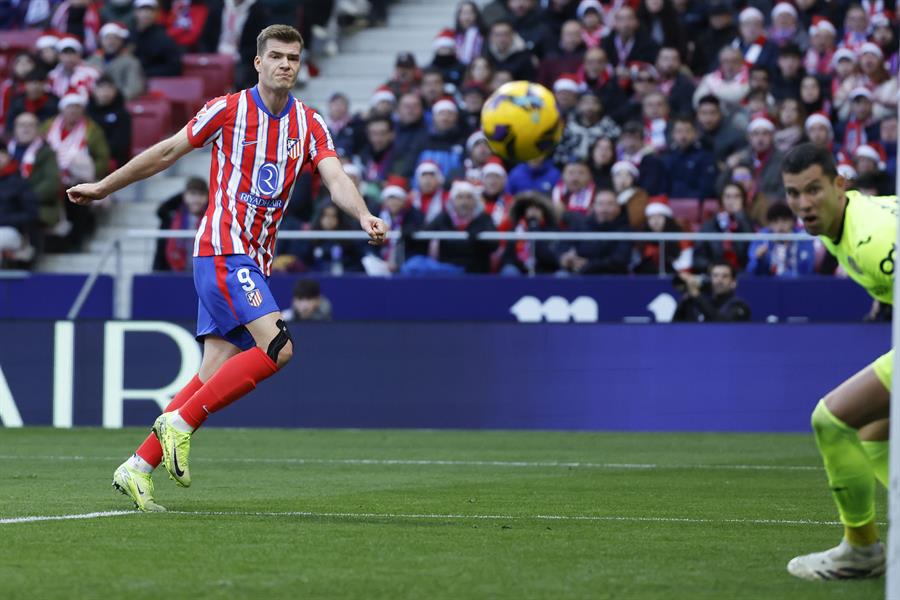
[0,0,897,278]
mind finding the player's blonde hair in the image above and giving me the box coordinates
[256,24,304,57]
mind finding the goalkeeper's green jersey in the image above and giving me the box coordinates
[820,190,898,305]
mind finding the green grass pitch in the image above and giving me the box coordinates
[0,428,886,599]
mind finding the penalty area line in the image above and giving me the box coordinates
[0,509,849,527]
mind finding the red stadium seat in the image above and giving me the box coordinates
[182,53,236,99]
[0,29,43,52]
[127,96,172,156]
[669,198,703,227]
[147,76,205,129]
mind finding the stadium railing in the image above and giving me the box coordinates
[68,229,816,320]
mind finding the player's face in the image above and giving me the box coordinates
[783,164,845,237]
[256,39,302,92]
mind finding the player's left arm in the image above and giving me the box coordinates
[317,156,386,245]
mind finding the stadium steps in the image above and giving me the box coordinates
[302,0,456,113]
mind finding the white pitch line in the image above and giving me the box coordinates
[0,509,846,527]
[0,510,137,525]
[0,455,822,472]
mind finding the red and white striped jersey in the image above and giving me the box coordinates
[186,86,337,275]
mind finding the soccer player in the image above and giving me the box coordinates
[781,143,896,580]
[66,25,386,511]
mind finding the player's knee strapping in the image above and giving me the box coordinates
[267,319,292,364]
[861,440,889,488]
[811,399,876,527]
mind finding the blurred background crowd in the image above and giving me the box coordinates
[0,0,896,281]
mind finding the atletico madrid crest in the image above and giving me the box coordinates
[246,289,263,307]
[287,138,301,159]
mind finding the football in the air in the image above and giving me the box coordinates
[480,81,563,163]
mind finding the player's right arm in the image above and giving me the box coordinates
[66,127,195,205]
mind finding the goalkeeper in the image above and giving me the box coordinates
[782,143,896,581]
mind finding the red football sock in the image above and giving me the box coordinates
[179,347,279,429]
[135,375,204,467]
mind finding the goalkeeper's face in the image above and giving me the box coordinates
[783,164,845,238]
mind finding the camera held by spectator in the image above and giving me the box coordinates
[673,260,751,322]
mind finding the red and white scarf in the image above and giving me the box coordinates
[862,0,886,17]
[735,35,768,66]
[706,64,750,87]
[581,26,607,49]
[804,48,834,76]
[841,31,868,53]
[552,181,596,213]
[576,63,612,89]
[411,189,449,223]
[483,192,513,227]
[48,63,99,98]
[8,138,44,178]
[46,116,88,172]
[644,118,668,152]
[842,118,870,156]
[50,1,101,54]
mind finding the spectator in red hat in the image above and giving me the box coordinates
[499,191,561,275]
[424,180,498,273]
[483,20,537,81]
[835,43,895,120]
[559,188,632,274]
[411,160,450,223]
[635,196,689,275]
[48,37,100,98]
[693,46,750,117]
[537,20,587,87]
[35,34,60,74]
[555,90,621,164]
[774,98,805,154]
[552,75,581,118]
[853,144,893,195]
[829,48,858,105]
[611,159,649,230]
[655,46,695,118]
[637,0,688,59]
[733,6,778,71]
[51,0,101,55]
[725,115,786,223]
[369,86,397,119]
[692,183,754,273]
[378,177,425,271]
[454,2,485,65]
[461,130,494,184]
[41,91,109,187]
[481,158,513,226]
[415,98,466,180]
[86,21,145,100]
[575,0,607,49]
[601,5,659,70]
[804,16,836,76]
[431,29,466,89]
[804,112,835,153]
[835,88,880,157]
[662,116,717,201]
[769,2,808,49]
